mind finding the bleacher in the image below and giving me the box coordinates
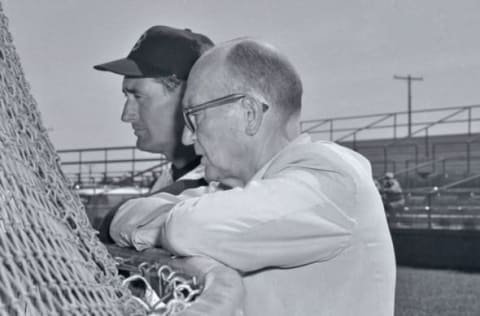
[301,104,480,232]
[332,131,480,231]
[339,133,480,185]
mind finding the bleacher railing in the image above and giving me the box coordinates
[301,104,480,231]
[301,104,480,143]
[57,146,166,188]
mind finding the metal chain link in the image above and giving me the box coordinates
[122,263,202,316]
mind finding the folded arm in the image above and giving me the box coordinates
[160,169,357,272]
[109,185,211,250]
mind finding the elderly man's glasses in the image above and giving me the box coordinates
[183,93,269,133]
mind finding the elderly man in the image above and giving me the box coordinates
[112,38,396,315]
[93,26,213,240]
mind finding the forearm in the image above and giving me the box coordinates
[109,184,218,251]
[109,196,175,250]
[160,171,357,272]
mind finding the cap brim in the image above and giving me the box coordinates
[93,58,144,77]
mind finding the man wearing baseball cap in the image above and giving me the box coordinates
[93,26,214,242]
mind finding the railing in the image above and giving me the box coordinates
[57,146,165,188]
[301,104,480,143]
[114,161,169,186]
[335,113,396,143]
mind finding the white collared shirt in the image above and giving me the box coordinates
[159,134,396,316]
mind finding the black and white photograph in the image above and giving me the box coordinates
[0,0,479,315]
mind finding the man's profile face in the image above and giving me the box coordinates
[121,77,184,158]
[182,85,248,187]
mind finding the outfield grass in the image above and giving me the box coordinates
[396,267,480,316]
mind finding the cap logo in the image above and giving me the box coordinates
[131,32,147,52]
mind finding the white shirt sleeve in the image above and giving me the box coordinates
[110,185,213,250]
[160,169,357,272]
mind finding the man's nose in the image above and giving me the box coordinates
[182,126,196,145]
[121,99,138,122]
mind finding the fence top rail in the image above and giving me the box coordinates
[60,157,165,165]
[335,113,394,142]
[302,119,332,133]
[409,107,467,137]
[309,119,480,135]
[300,103,480,125]
[57,145,140,153]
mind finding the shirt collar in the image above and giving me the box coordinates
[249,133,312,182]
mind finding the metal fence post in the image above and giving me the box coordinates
[466,142,471,175]
[383,146,388,174]
[427,192,432,229]
[393,113,397,140]
[424,129,430,158]
[468,107,472,136]
[78,151,82,183]
[329,120,333,141]
[104,148,108,180]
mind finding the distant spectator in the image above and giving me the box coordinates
[381,172,405,212]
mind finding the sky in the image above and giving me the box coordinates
[3,0,480,150]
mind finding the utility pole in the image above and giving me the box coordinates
[393,74,423,137]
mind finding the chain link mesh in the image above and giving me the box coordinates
[122,263,202,315]
[0,2,145,315]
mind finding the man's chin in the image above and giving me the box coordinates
[136,140,156,153]
[137,140,171,157]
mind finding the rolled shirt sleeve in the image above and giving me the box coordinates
[160,169,357,272]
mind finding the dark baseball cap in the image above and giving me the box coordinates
[94,25,213,79]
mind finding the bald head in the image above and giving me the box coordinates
[182,38,303,186]
[184,38,303,120]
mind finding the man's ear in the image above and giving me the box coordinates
[242,97,264,136]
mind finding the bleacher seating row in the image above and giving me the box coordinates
[337,133,480,189]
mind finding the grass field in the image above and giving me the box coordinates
[396,266,480,316]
